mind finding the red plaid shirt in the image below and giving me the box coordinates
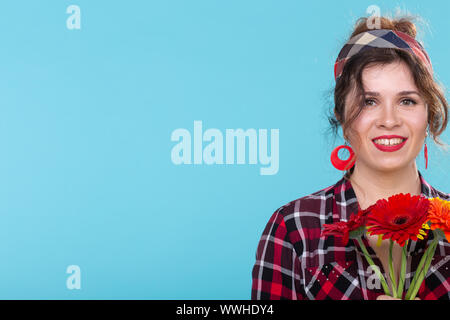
[251,170,450,300]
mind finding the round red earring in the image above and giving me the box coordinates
[330,145,356,171]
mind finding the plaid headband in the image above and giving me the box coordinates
[334,29,433,82]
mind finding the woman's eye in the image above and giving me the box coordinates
[364,99,376,106]
[401,98,417,106]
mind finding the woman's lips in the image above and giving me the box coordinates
[372,138,408,152]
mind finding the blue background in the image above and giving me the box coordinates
[0,0,448,299]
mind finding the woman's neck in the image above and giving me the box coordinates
[349,161,422,210]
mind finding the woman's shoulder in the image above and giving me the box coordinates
[258,183,339,259]
[428,184,450,201]
[420,170,450,200]
[270,182,338,226]
[435,190,450,200]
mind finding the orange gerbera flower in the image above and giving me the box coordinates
[427,197,450,242]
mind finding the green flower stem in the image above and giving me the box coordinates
[396,240,408,299]
[407,239,439,300]
[408,241,436,300]
[388,240,398,298]
[357,237,391,296]
[404,239,432,300]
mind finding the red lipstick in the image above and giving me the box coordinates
[372,135,408,152]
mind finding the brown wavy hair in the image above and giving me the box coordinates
[327,15,449,179]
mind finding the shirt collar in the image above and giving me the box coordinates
[333,169,437,222]
[333,169,442,255]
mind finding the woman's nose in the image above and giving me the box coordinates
[375,103,402,128]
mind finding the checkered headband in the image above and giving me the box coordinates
[334,29,433,82]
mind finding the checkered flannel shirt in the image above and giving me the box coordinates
[251,170,450,300]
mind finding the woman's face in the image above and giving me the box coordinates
[345,60,428,172]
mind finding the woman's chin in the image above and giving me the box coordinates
[373,161,411,172]
[361,158,407,172]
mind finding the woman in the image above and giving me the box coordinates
[251,15,450,300]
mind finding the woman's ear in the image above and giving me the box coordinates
[334,110,342,125]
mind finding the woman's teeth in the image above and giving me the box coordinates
[373,138,405,146]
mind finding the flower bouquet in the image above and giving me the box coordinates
[321,193,450,300]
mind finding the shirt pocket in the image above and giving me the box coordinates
[304,259,362,300]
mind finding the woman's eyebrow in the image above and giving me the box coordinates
[363,90,420,96]
[397,90,420,96]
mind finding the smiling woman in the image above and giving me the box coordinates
[251,14,450,300]
[332,20,448,168]
[344,61,429,174]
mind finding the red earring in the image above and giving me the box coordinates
[424,143,428,169]
[330,145,356,171]
[424,128,429,169]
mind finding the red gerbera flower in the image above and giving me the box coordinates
[365,193,430,247]
[322,204,374,245]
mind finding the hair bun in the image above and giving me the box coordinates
[393,18,417,38]
[349,16,418,40]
